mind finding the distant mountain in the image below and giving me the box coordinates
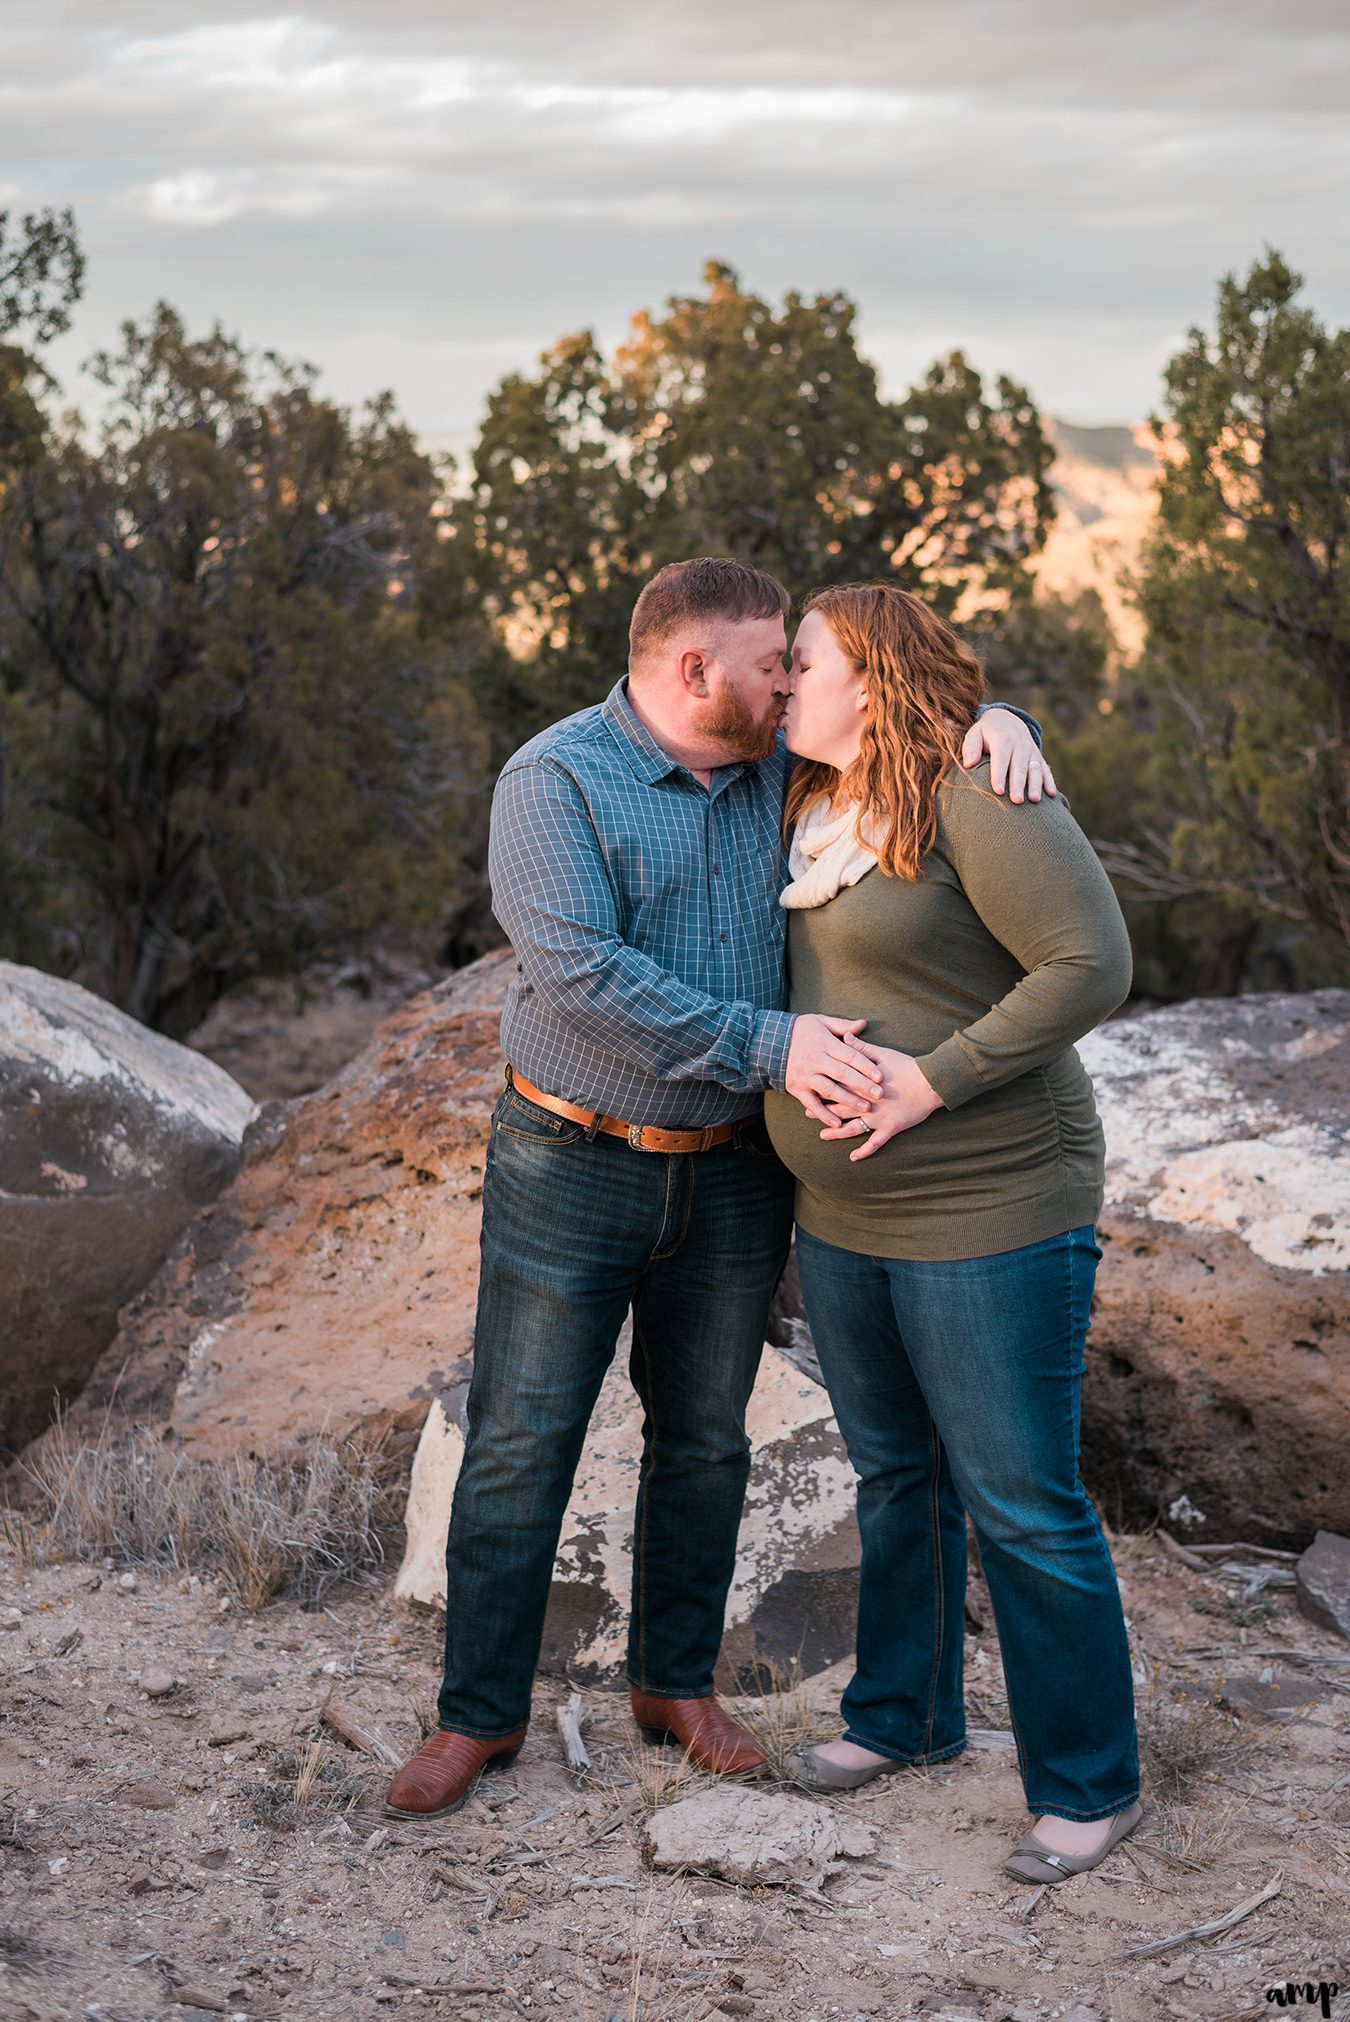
[1034,418,1159,657]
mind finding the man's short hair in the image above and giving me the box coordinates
[628,557,790,665]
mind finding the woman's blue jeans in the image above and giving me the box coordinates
[794,1224,1140,1822]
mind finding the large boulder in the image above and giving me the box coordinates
[23,947,861,1676]
[761,992,1350,1549]
[0,962,256,1460]
[26,965,1347,1567]
[21,950,515,1470]
[396,1323,860,1688]
[1078,990,1349,1545]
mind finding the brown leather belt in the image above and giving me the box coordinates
[507,1069,750,1153]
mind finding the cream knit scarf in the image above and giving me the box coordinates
[780,797,880,910]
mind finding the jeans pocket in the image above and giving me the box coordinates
[734,1115,781,1161]
[494,1089,587,1148]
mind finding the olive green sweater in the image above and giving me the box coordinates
[763,763,1133,1261]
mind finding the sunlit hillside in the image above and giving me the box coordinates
[1036,419,1159,658]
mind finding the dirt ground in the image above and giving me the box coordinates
[2,1526,1349,2022]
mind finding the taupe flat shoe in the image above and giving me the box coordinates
[789,1742,911,1791]
[1003,1799,1144,1883]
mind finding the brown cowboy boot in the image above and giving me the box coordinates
[629,1689,767,1777]
[384,1727,527,1820]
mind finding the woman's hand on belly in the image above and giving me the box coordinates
[819,1044,945,1161]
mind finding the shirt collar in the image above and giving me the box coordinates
[600,677,752,794]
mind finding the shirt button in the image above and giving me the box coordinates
[712,864,721,875]
[719,932,728,942]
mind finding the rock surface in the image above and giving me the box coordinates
[1295,1531,1350,1641]
[397,1323,859,1687]
[16,951,515,1476]
[0,961,256,1459]
[22,970,1347,1569]
[642,1785,877,1888]
[1078,990,1350,1545]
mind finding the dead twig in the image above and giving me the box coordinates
[1120,1868,1283,1958]
[556,1691,591,1777]
[320,1691,402,1769]
[1131,1837,1209,1872]
[1182,1544,1298,1562]
[586,1795,646,1844]
[1157,1528,1211,1571]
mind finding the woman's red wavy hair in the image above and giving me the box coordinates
[785,583,985,880]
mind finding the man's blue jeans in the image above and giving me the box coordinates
[437,1084,795,1737]
[794,1224,1140,1822]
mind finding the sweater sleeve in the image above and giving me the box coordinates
[913,773,1132,1110]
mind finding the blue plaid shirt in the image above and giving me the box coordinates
[491,678,1034,1129]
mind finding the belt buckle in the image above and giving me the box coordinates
[627,1122,653,1151]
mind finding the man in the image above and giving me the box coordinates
[385,558,1050,1819]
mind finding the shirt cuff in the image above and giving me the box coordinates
[913,1035,985,1111]
[750,1010,796,1091]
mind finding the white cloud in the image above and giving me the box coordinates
[4,0,1347,444]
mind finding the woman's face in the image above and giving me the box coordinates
[784,610,868,768]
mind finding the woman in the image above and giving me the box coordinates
[763,583,1142,1884]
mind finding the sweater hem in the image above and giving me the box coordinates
[794,1178,1105,1263]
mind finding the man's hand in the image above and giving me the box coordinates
[818,1045,944,1159]
[962,708,1056,804]
[785,1016,884,1127]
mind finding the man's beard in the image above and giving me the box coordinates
[699,684,782,763]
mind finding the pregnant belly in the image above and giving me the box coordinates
[763,1074,1075,1222]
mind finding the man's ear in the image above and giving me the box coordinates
[678,647,711,696]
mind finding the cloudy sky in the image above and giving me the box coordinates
[7,0,1349,452]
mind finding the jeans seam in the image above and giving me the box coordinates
[1020,1789,1142,1824]
[651,1154,693,1260]
[630,1298,658,1691]
[435,1720,527,1741]
[627,1683,716,1702]
[922,1417,944,1753]
[840,1732,967,1769]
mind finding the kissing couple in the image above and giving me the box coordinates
[385,556,1143,1885]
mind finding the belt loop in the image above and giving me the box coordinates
[584,1112,604,1142]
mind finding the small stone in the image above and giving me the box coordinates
[208,1720,250,1747]
[642,1786,876,1888]
[381,1929,406,1948]
[118,1572,138,1593]
[122,1779,177,1811]
[1296,1530,1350,1640]
[1,1608,21,1630]
[1218,1673,1321,1722]
[139,1667,177,1698]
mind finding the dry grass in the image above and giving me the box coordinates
[408,1692,438,1743]
[0,1794,32,1858]
[1150,1795,1251,1867]
[0,1921,51,1976]
[246,1740,367,1833]
[1137,1675,1261,1804]
[1136,1667,1264,1866]
[619,1733,713,1815]
[731,1677,835,1783]
[10,1419,402,1610]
